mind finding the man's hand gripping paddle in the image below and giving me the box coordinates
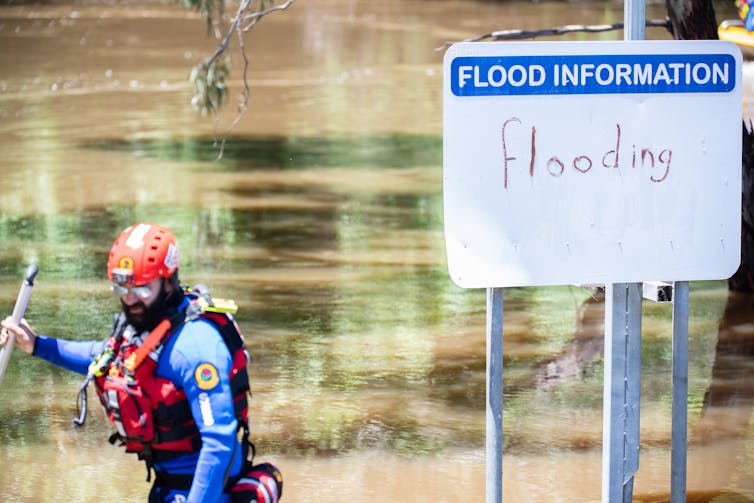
[0,264,39,386]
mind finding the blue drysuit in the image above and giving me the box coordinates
[33,297,243,503]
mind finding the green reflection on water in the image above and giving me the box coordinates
[0,213,115,281]
[80,134,443,170]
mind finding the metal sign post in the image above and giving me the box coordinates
[486,288,504,503]
[625,0,646,41]
[600,4,647,501]
[671,281,689,502]
[602,283,642,501]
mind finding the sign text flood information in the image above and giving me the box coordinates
[443,41,743,288]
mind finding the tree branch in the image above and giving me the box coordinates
[436,19,671,50]
[241,0,295,31]
[215,10,253,159]
[194,0,296,159]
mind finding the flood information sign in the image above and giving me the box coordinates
[443,41,743,288]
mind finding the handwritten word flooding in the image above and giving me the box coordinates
[501,117,672,189]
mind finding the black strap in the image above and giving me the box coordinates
[153,471,193,491]
[72,375,91,427]
[224,432,256,490]
[149,430,255,493]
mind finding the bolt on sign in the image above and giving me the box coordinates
[443,41,742,288]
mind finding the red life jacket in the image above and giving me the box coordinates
[92,300,250,462]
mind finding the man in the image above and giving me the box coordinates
[1,223,280,503]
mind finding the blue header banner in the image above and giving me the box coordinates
[450,53,736,96]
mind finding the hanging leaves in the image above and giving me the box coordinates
[180,0,225,36]
[188,55,230,115]
[180,0,296,157]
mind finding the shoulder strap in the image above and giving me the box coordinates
[123,312,185,372]
[124,286,240,372]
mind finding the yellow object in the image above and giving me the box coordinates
[194,295,238,314]
[719,19,754,49]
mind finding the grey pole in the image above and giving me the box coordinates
[486,287,504,503]
[602,283,643,502]
[625,0,646,41]
[670,281,689,502]
[599,2,647,501]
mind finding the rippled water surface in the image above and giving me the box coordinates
[1,0,753,501]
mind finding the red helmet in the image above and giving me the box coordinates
[107,223,179,285]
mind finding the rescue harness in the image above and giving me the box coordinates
[74,287,251,467]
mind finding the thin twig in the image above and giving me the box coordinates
[204,0,248,122]
[217,13,253,160]
[436,19,671,50]
[201,0,296,159]
[241,0,295,31]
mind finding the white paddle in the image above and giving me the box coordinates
[0,263,39,385]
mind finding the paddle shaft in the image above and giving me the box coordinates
[0,264,39,385]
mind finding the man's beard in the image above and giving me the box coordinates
[122,287,168,333]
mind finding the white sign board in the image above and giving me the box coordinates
[443,41,742,288]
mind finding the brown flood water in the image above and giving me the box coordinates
[0,0,753,501]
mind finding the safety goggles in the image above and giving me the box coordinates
[111,283,154,300]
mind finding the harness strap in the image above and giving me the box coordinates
[152,436,257,493]
[124,313,184,372]
[153,426,201,446]
[153,471,193,491]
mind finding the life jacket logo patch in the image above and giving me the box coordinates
[195,363,220,390]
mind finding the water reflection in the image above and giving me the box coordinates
[1,0,754,501]
[81,135,443,169]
